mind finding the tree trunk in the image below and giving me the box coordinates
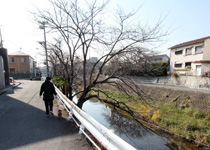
[62,87,65,95]
[68,86,73,100]
[77,97,86,109]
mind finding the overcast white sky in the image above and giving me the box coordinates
[1,0,210,65]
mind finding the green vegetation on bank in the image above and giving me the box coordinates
[104,62,169,77]
[156,104,210,145]
[174,69,191,71]
[98,88,210,146]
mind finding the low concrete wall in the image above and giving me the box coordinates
[130,76,210,90]
[175,76,210,89]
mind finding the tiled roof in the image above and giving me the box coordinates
[151,54,169,59]
[169,36,210,49]
[9,51,31,56]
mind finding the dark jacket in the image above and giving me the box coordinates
[40,80,57,101]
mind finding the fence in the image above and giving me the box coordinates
[55,86,137,150]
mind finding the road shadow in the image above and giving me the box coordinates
[4,86,23,95]
[0,90,91,150]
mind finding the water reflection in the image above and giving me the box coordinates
[81,99,202,150]
[83,100,170,150]
[105,108,151,138]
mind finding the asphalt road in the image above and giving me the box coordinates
[0,79,92,150]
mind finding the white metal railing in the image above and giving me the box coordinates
[55,86,137,150]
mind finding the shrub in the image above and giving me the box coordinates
[165,119,177,127]
[151,110,160,121]
[171,72,178,78]
[184,108,194,117]
[174,69,190,71]
[53,76,65,88]
[172,95,180,102]
[186,121,201,131]
[151,62,169,76]
[206,114,210,121]
[194,110,207,119]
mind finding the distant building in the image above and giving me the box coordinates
[169,36,210,76]
[88,57,98,63]
[39,65,52,77]
[75,57,102,74]
[39,66,47,77]
[150,54,169,63]
[8,51,34,74]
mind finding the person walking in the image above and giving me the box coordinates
[40,77,57,116]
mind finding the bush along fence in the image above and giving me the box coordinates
[9,73,33,79]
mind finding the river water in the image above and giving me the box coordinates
[75,99,202,150]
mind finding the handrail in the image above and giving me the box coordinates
[55,86,137,150]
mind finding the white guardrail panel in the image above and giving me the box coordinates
[55,86,137,150]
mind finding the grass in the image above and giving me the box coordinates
[97,88,210,146]
[151,104,210,145]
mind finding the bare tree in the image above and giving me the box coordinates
[33,0,167,109]
[108,47,169,77]
[104,47,156,76]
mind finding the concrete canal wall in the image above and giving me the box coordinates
[138,84,210,111]
[130,76,210,90]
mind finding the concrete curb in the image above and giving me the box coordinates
[0,82,21,95]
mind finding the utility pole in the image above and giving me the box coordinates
[39,21,49,77]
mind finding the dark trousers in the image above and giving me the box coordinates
[44,99,53,115]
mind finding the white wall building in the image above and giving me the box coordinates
[151,54,169,63]
[169,36,210,76]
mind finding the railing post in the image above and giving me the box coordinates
[79,124,85,135]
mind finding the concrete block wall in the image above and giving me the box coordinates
[130,75,210,90]
[178,76,210,89]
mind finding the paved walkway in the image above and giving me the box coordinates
[0,80,92,150]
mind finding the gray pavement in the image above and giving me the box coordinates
[0,82,21,96]
[0,79,93,150]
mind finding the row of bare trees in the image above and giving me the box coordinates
[104,47,169,77]
[34,0,167,108]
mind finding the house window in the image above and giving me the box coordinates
[195,45,203,54]
[174,63,182,68]
[175,50,183,55]
[185,47,192,55]
[185,62,191,69]
[9,57,15,63]
[21,57,27,63]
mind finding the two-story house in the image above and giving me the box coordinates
[8,51,34,74]
[169,36,210,76]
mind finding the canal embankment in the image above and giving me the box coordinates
[98,83,210,149]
